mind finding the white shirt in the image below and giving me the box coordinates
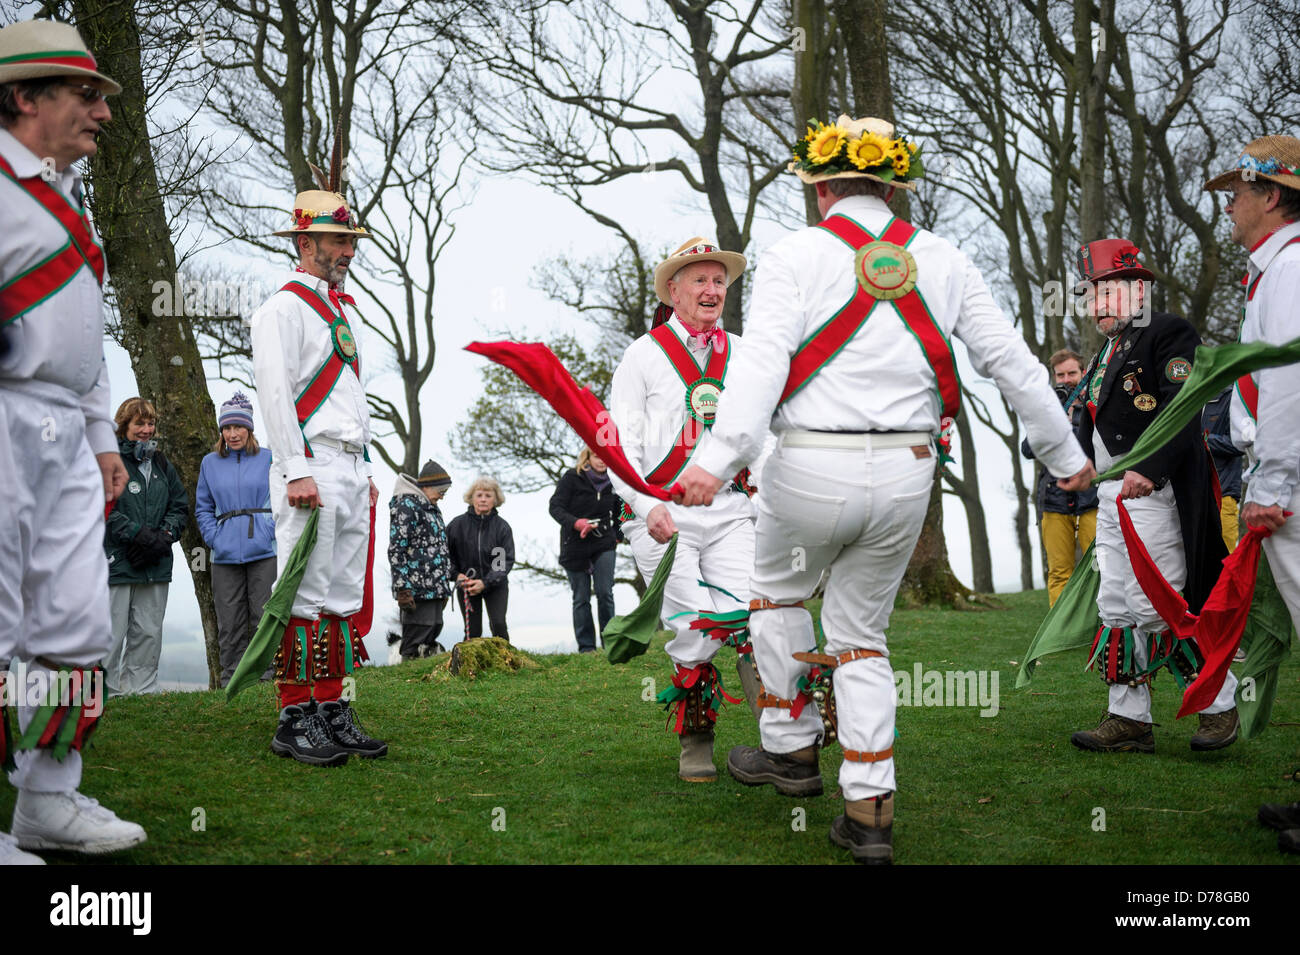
[250,271,372,482]
[1233,219,1300,509]
[0,129,116,454]
[692,195,1086,482]
[607,316,748,520]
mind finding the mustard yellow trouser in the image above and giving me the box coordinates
[1220,495,1239,554]
[1042,510,1098,606]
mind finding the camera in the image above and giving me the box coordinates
[1054,383,1071,406]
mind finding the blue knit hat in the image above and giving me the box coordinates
[219,392,255,430]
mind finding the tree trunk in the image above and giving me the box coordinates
[793,0,832,227]
[837,0,970,605]
[1075,0,1114,243]
[74,0,222,686]
[942,412,994,593]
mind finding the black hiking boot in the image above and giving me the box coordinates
[270,702,350,767]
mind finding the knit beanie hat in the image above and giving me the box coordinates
[219,392,255,430]
[416,459,452,489]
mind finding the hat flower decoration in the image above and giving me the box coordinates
[790,114,926,189]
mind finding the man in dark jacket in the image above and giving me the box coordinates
[446,476,515,642]
[549,449,624,652]
[1023,349,1099,605]
[1202,387,1243,553]
[389,460,453,660]
[1068,239,1237,754]
[102,400,189,697]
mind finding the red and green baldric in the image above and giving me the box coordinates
[644,322,730,486]
[282,280,361,458]
[0,153,106,323]
[780,214,960,453]
[1236,235,1300,421]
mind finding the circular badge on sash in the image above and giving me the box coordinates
[331,320,358,362]
[686,377,724,425]
[854,241,918,301]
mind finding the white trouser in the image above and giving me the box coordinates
[104,582,169,697]
[0,381,112,794]
[624,491,755,668]
[269,443,369,618]
[1264,516,1300,638]
[748,441,935,801]
[1095,481,1236,722]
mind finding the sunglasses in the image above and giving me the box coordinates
[63,83,107,104]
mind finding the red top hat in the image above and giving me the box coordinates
[1074,238,1155,292]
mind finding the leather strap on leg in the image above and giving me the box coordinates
[749,599,805,612]
[842,746,894,763]
[788,649,885,744]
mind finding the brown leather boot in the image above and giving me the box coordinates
[829,793,893,865]
[1070,712,1155,753]
[1190,707,1239,751]
[727,744,822,796]
[679,730,716,782]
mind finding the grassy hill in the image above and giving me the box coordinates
[8,590,1298,865]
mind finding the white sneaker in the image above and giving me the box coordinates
[12,790,147,855]
[0,831,45,865]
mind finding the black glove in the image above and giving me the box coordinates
[127,526,171,568]
[396,589,416,611]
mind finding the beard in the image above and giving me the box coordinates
[312,246,349,287]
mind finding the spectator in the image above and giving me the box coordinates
[389,459,454,660]
[1022,349,1099,606]
[195,393,276,687]
[1202,387,1244,553]
[549,448,624,652]
[446,476,515,642]
[102,398,188,696]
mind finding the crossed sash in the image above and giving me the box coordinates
[643,322,729,487]
[1236,235,1300,420]
[282,280,361,458]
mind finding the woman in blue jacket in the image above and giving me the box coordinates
[196,393,276,687]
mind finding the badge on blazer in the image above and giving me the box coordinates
[1165,357,1190,382]
[854,241,918,300]
[331,319,358,362]
[127,481,141,494]
[686,376,724,425]
[1123,377,1135,393]
[1134,394,1157,412]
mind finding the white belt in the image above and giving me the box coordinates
[779,430,932,451]
[311,436,365,455]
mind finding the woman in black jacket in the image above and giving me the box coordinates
[549,448,623,652]
[445,476,515,642]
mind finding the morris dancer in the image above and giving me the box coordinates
[607,238,755,783]
[1068,240,1237,754]
[676,115,1091,863]
[0,19,145,861]
[251,171,386,766]
[1203,136,1300,849]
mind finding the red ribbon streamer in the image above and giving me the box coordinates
[465,341,680,501]
[1116,494,1285,718]
[353,501,377,638]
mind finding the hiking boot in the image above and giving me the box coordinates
[1070,712,1155,753]
[829,794,893,865]
[1279,829,1300,854]
[319,700,388,758]
[735,656,763,722]
[270,702,350,767]
[727,744,823,797]
[1259,802,1300,831]
[679,730,716,782]
[0,831,44,865]
[1190,707,1239,751]
[11,790,146,855]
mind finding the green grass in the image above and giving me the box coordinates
[7,590,1298,864]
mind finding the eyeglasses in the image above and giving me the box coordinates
[63,83,106,104]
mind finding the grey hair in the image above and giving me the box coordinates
[826,177,891,199]
[0,78,63,126]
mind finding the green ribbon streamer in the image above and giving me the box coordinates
[227,509,320,701]
[1236,551,1296,740]
[604,534,678,665]
[1017,543,1102,687]
[1096,336,1300,482]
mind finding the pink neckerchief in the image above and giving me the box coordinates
[675,315,722,349]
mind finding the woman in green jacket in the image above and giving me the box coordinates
[102,398,189,697]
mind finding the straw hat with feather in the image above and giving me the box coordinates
[1203,135,1300,193]
[0,19,121,95]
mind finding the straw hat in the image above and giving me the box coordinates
[788,114,925,191]
[272,189,370,238]
[653,237,746,306]
[0,19,121,95]
[1203,135,1300,193]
